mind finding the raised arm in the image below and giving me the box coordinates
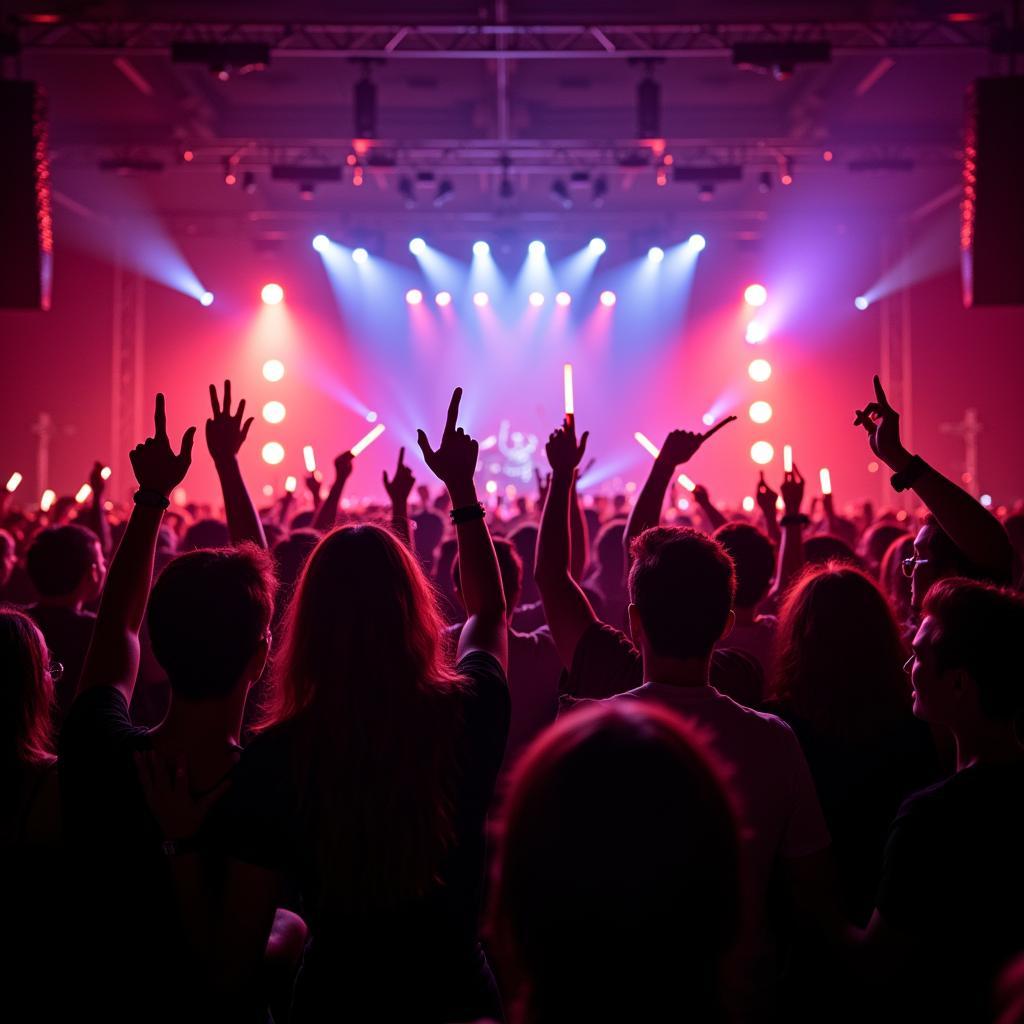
[692,484,727,532]
[78,394,195,703]
[77,461,114,556]
[383,447,416,548]
[417,388,507,671]
[771,466,806,599]
[207,381,266,549]
[856,375,1012,580]
[756,472,782,544]
[312,451,353,532]
[569,473,589,581]
[534,418,598,670]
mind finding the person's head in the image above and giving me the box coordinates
[508,523,539,604]
[910,514,1005,612]
[713,522,775,612]
[0,529,17,588]
[412,510,444,571]
[0,606,56,766]
[880,534,916,624]
[627,527,735,666]
[491,702,741,1023]
[26,524,105,605]
[262,522,285,549]
[909,579,1024,734]
[453,537,522,615]
[290,510,315,531]
[860,522,910,577]
[803,533,862,569]
[180,518,231,552]
[147,544,276,702]
[272,529,320,597]
[593,518,626,581]
[772,562,909,741]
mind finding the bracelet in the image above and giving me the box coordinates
[890,455,927,493]
[133,489,170,510]
[780,513,810,528]
[449,502,486,525]
[161,836,199,857]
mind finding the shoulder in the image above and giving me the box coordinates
[60,686,148,755]
[456,651,509,702]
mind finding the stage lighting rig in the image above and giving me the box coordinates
[633,59,662,138]
[352,60,382,139]
[171,42,269,79]
[550,179,573,210]
[732,41,831,81]
[433,180,455,208]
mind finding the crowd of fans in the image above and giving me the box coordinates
[2,376,1022,1023]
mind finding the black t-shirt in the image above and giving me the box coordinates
[876,762,1024,1021]
[211,651,511,1023]
[26,603,96,722]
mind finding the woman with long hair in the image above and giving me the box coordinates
[213,389,510,1021]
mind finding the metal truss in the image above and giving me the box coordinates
[110,234,145,497]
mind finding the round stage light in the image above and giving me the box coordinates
[688,233,707,251]
[701,412,716,427]
[262,442,285,466]
[528,240,546,257]
[409,237,426,256]
[589,237,607,255]
[366,410,378,423]
[528,291,545,307]
[742,496,756,513]
[262,400,286,424]
[485,480,498,495]
[750,441,775,465]
[473,291,490,308]
[748,358,772,383]
[473,240,490,257]
[744,283,768,307]
[435,291,452,307]
[352,247,369,264]
[599,290,617,307]
[745,320,768,344]
[980,493,993,508]
[262,359,285,382]
[749,400,773,424]
[261,282,284,305]
[199,291,214,307]
[855,295,870,310]
[647,246,664,263]
[312,234,330,253]
[555,291,572,307]
[405,288,423,306]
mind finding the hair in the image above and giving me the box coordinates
[490,702,741,1023]
[508,523,539,603]
[412,510,444,568]
[803,533,862,569]
[919,513,1004,582]
[593,519,626,581]
[923,578,1024,721]
[860,523,911,575]
[25,524,100,598]
[880,534,915,624]
[289,510,315,531]
[180,518,231,552]
[147,544,276,700]
[259,523,468,913]
[771,562,910,742]
[0,607,55,767]
[628,527,735,662]
[453,537,522,611]
[713,522,775,610]
[272,529,321,596]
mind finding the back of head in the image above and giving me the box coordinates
[491,702,740,1022]
[714,522,775,610]
[0,606,54,766]
[272,528,321,594]
[861,523,911,574]
[412,510,444,567]
[880,534,915,622]
[180,518,231,552]
[628,527,736,662]
[803,533,862,569]
[289,510,315,531]
[772,562,909,740]
[453,537,523,612]
[508,523,539,602]
[923,578,1024,721]
[594,519,626,581]
[147,544,276,701]
[26,524,99,599]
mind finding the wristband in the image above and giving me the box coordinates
[133,489,170,510]
[780,513,810,528]
[161,836,199,857]
[890,455,927,493]
[449,502,486,525]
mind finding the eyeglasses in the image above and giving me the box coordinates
[901,556,930,578]
[49,660,64,683]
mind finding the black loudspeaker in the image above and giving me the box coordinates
[961,76,1024,308]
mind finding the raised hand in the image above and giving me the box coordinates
[334,451,354,483]
[546,417,589,478]
[659,415,737,466]
[89,460,106,497]
[692,483,711,506]
[417,387,478,492]
[206,380,254,466]
[383,447,416,506]
[129,394,196,497]
[854,375,911,471]
[781,464,805,517]
[535,467,552,506]
[756,471,778,517]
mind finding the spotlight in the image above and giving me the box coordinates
[550,179,572,209]
[242,171,257,195]
[555,291,572,307]
[398,176,416,209]
[199,291,214,307]
[405,288,423,306]
[698,183,715,202]
[409,237,426,256]
[223,158,237,187]
[529,240,546,257]
[592,176,608,207]
[473,291,490,308]
[742,496,756,512]
[366,411,378,423]
[780,157,794,186]
[485,480,498,495]
[435,291,452,307]
[353,69,377,138]
[749,400,773,424]
[688,233,707,251]
[312,234,330,253]
[855,295,870,310]
[433,180,455,208]
[748,358,772,383]
[599,290,617,307]
[647,246,664,263]
[352,247,369,264]
[701,413,716,427]
[528,291,545,308]
[589,237,607,256]
[750,441,775,465]
[261,282,284,305]
[473,240,490,257]
[744,283,768,307]
[262,441,285,466]
[745,321,768,344]
[262,400,286,424]
[758,170,773,194]
[262,359,285,382]
[980,493,993,508]
[636,72,661,138]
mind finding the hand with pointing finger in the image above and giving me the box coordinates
[854,375,912,472]
[129,394,196,497]
[383,447,416,506]
[417,387,479,496]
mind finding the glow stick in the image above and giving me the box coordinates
[563,363,574,416]
[783,445,793,473]
[350,423,386,456]
[819,467,832,495]
[634,431,661,458]
[677,473,696,492]
[303,445,316,473]
[100,466,112,481]
[75,484,92,504]
[5,472,22,492]
[40,489,56,512]
[285,476,297,493]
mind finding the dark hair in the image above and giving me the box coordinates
[0,607,55,766]
[25,524,100,598]
[920,513,1006,583]
[453,537,522,611]
[181,518,231,552]
[290,510,315,531]
[594,519,626,580]
[273,529,321,595]
[803,533,862,569]
[861,523,910,575]
[412,510,444,567]
[713,522,775,610]
[628,527,735,661]
[771,562,909,741]
[508,524,539,603]
[147,544,276,700]
[490,702,741,1023]
[881,534,915,624]
[923,578,1024,721]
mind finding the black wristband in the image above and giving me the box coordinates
[133,489,170,510]
[780,513,810,528]
[890,455,927,493]
[449,502,486,525]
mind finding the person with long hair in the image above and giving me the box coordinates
[211,388,510,1021]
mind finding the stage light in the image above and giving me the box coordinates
[783,445,793,473]
[751,441,775,465]
[744,283,768,307]
[758,170,773,194]
[262,400,286,424]
[409,237,426,256]
[855,295,870,310]
[702,413,716,427]
[599,290,617,307]
[484,480,498,496]
[634,432,661,458]
[473,240,490,257]
[688,233,707,251]
[261,282,284,305]
[745,320,768,344]
[749,400,773,424]
[748,358,772,382]
[820,468,832,495]
[528,291,545,307]
[980,493,993,508]
[6,472,22,492]
[262,442,285,466]
[776,495,786,512]
[528,240,546,257]
[589,237,607,255]
[285,476,297,493]
[199,290,214,306]
[262,359,285,382]
[473,291,489,308]
[647,246,664,263]
[555,291,572,307]
[262,484,274,497]
[868,461,880,473]
[352,247,369,264]
[405,288,423,306]
[312,234,330,253]
[742,496,756,512]
[303,446,316,473]
[435,291,452,307]
[40,489,56,512]
[433,180,455,208]
[100,466,112,481]
[677,473,696,492]
[366,411,378,423]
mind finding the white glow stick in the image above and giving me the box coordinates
[303,446,316,473]
[285,475,297,493]
[5,472,22,492]
[677,473,696,492]
[40,489,56,512]
[819,467,832,495]
[783,445,793,473]
[634,431,661,458]
[350,423,386,456]
[100,466,112,481]
[563,363,574,416]
[75,484,92,504]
